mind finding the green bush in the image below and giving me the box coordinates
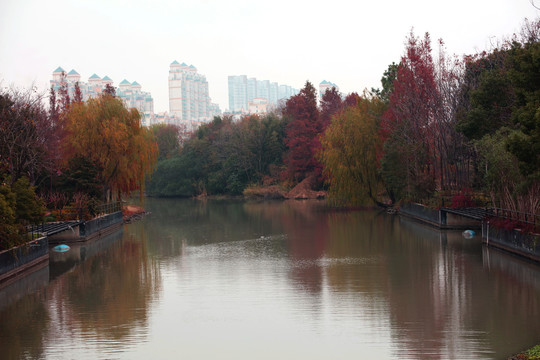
[0,176,44,251]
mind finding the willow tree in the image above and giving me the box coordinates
[62,93,157,201]
[319,95,386,207]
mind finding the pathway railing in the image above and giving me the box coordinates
[489,207,539,228]
[27,201,122,238]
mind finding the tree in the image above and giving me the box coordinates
[343,92,362,108]
[103,84,116,97]
[283,81,322,183]
[476,129,539,214]
[73,82,83,104]
[146,148,204,197]
[146,113,288,197]
[319,86,342,129]
[62,93,157,200]
[0,89,54,186]
[229,114,286,186]
[371,62,399,103]
[0,175,44,251]
[505,33,540,180]
[454,18,540,211]
[56,156,103,200]
[149,123,181,161]
[0,180,19,250]
[57,72,71,112]
[320,95,387,206]
[433,39,472,191]
[456,68,514,141]
[381,31,440,201]
[10,176,44,225]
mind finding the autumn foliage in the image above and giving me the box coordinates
[2,17,537,240]
[319,95,386,206]
[283,81,322,183]
[62,93,157,200]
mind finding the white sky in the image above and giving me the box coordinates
[0,0,538,113]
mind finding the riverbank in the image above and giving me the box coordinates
[0,237,48,289]
[1,204,129,286]
[243,176,326,200]
[396,202,540,264]
[123,204,149,223]
[398,202,481,230]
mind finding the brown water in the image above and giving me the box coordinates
[1,198,539,359]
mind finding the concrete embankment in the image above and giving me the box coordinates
[398,202,540,263]
[48,211,124,244]
[0,237,49,288]
[398,203,481,230]
[483,222,540,263]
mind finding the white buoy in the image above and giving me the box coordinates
[462,230,475,239]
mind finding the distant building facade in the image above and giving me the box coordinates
[168,60,220,122]
[248,98,269,114]
[228,75,297,114]
[319,80,339,100]
[50,66,154,124]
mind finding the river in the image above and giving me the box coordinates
[1,198,539,359]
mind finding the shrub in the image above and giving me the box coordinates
[450,188,476,208]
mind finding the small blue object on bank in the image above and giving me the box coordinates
[462,230,475,239]
[53,244,70,252]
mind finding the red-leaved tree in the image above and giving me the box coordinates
[283,81,321,183]
[381,31,440,200]
[320,86,343,129]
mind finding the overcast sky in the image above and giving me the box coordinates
[1,0,538,113]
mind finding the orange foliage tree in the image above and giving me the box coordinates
[62,93,157,201]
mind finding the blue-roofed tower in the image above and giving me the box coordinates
[50,67,154,123]
[66,69,81,82]
[101,75,113,86]
[52,66,66,82]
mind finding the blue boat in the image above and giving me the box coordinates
[53,244,70,252]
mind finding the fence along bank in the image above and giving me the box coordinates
[399,203,540,263]
[0,202,124,287]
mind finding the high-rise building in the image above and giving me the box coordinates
[228,75,248,112]
[228,75,298,113]
[247,77,257,104]
[169,60,219,122]
[269,82,279,105]
[278,84,296,101]
[50,66,154,124]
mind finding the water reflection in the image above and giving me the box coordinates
[0,198,539,359]
[0,228,161,359]
[0,266,49,359]
[44,228,160,358]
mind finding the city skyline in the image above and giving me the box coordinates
[49,66,154,123]
[228,75,298,113]
[1,0,537,113]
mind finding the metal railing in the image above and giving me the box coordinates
[95,201,122,216]
[490,207,540,228]
[27,222,47,240]
[26,201,122,238]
